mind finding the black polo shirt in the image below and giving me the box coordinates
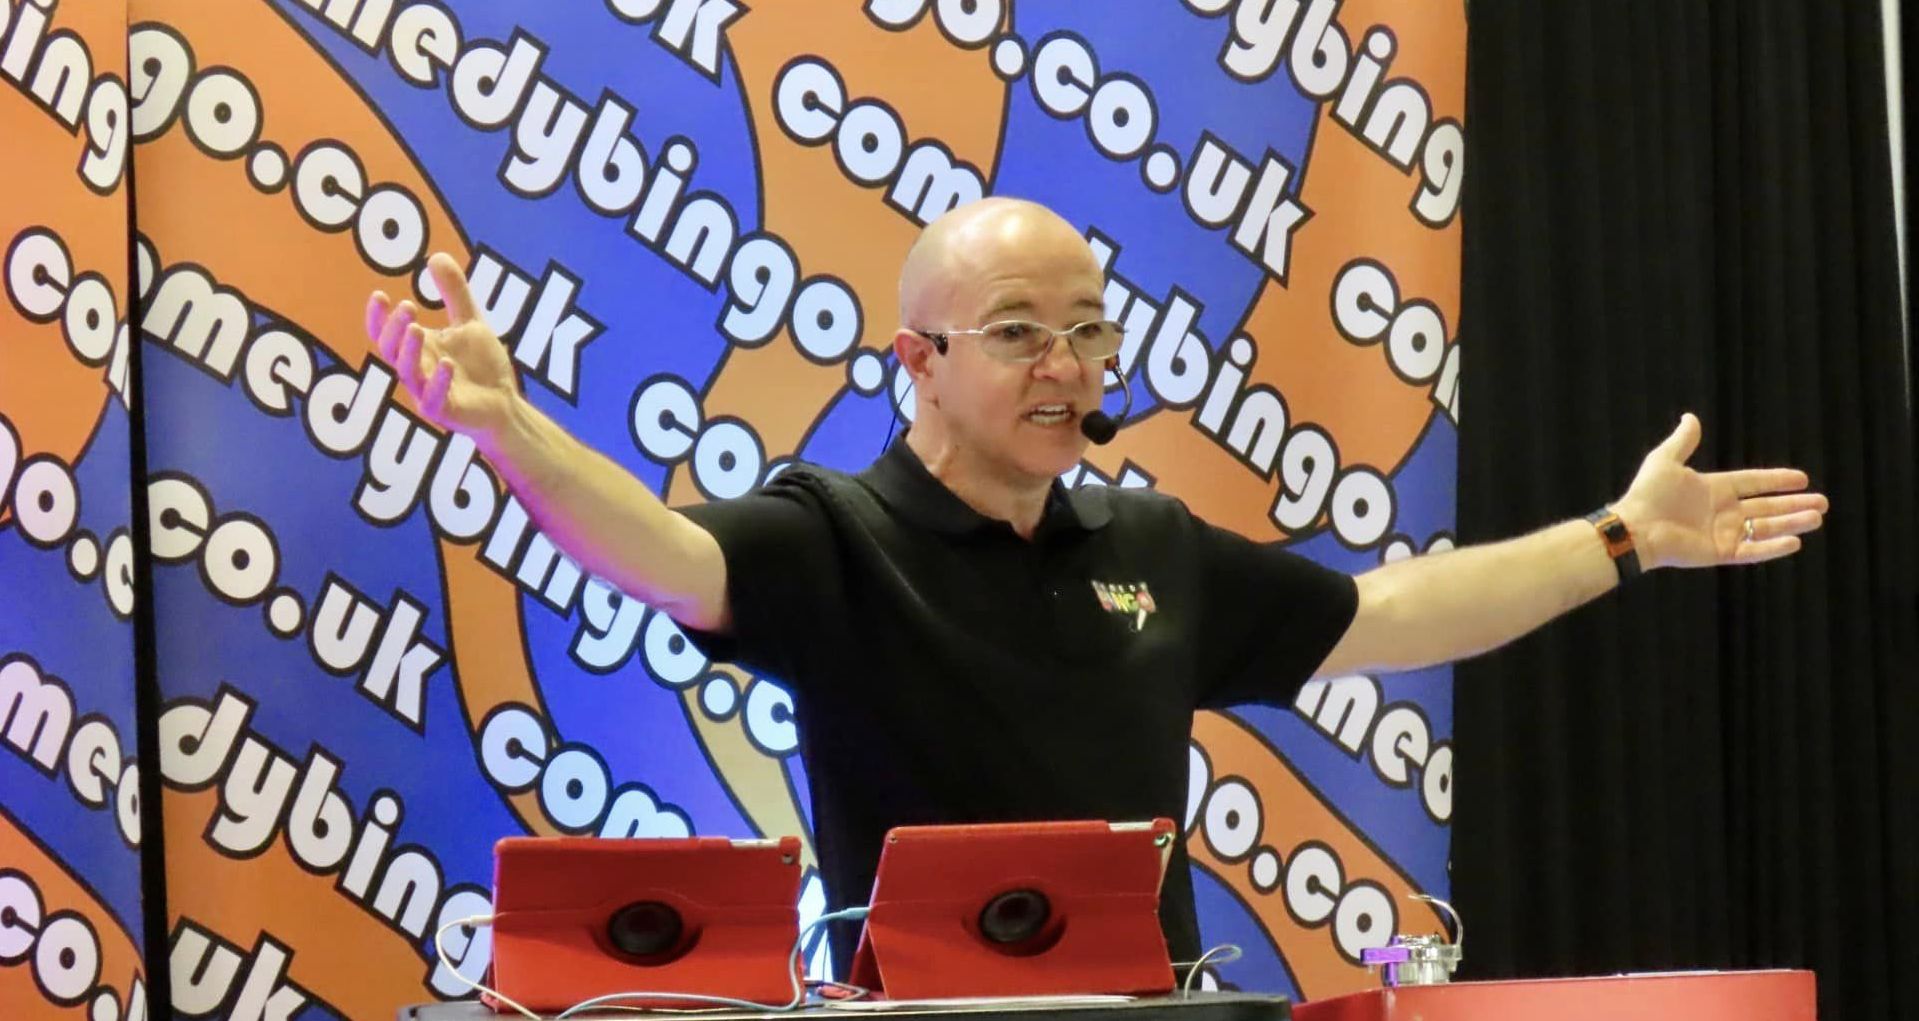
[677,439,1358,977]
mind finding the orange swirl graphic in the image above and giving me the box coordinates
[1192,710,1446,1000]
[1,0,127,523]
[0,809,144,1020]
[133,0,556,837]
[1086,0,1464,542]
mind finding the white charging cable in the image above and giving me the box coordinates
[435,915,538,1021]
[434,907,872,1020]
[1176,943,1245,996]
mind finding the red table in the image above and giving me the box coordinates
[1294,970,1815,1021]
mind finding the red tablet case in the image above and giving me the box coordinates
[848,819,1178,999]
[485,835,803,1013]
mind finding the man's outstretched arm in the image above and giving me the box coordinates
[367,253,732,633]
[1314,414,1828,678]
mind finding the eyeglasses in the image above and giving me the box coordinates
[912,319,1125,364]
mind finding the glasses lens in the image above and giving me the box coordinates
[980,321,1053,361]
[1068,320,1124,359]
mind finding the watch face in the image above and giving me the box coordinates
[1594,513,1633,556]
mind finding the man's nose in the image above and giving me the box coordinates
[1031,330,1085,382]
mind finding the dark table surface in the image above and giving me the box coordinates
[398,991,1291,1021]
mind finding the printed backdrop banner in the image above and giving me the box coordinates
[2,1,1464,1018]
[0,0,148,1020]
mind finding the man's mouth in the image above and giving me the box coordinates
[1024,403,1075,426]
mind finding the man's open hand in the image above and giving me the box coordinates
[365,253,520,443]
[1614,413,1828,569]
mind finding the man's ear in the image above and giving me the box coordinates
[894,328,938,384]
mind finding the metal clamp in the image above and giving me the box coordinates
[1360,894,1463,987]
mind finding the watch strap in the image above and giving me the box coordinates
[1585,507,1643,581]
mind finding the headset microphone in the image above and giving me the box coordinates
[1079,359,1133,445]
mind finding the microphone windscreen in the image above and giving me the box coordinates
[1080,411,1117,445]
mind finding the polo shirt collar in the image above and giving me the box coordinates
[860,436,1114,536]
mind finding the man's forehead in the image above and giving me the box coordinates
[901,197,1103,323]
[979,291,1107,320]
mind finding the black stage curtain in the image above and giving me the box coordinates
[1453,4,1919,1021]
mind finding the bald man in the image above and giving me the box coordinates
[366,197,1826,978]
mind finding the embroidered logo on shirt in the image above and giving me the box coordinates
[1090,580,1158,632]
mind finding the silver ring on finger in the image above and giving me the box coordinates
[1742,517,1756,544]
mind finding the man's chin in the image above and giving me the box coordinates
[1015,427,1090,479]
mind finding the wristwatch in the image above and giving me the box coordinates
[1585,507,1643,582]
